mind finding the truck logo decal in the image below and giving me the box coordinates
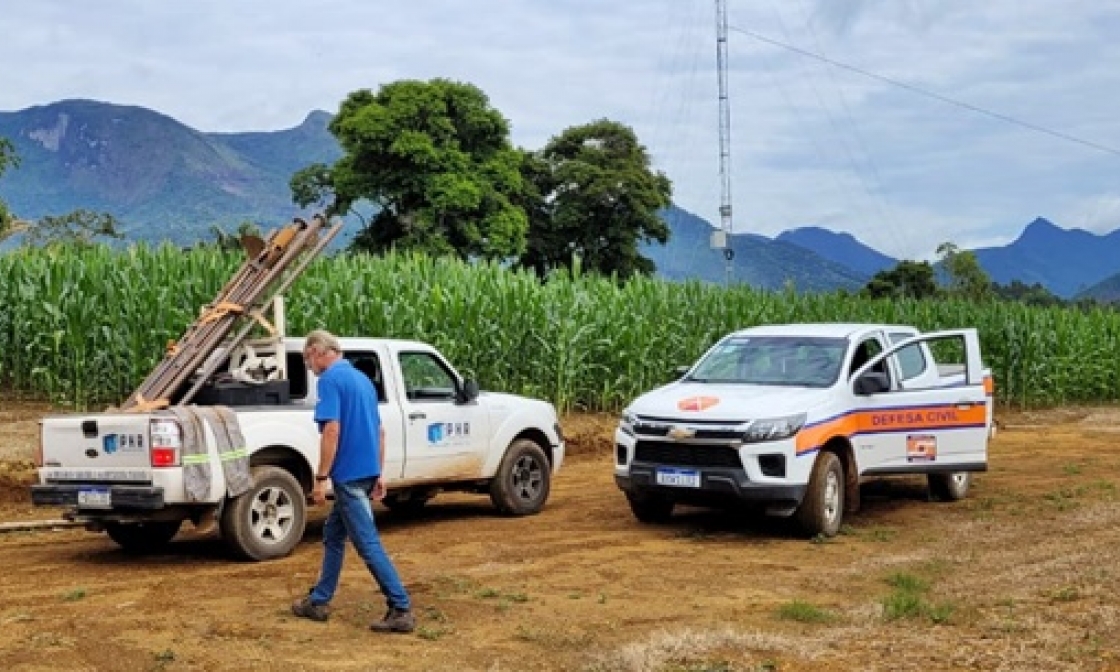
[427,422,471,446]
[906,434,937,461]
[676,396,720,412]
[103,433,145,454]
[667,426,696,440]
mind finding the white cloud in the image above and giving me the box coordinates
[3,0,1120,258]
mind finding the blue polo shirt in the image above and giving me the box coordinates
[314,359,381,483]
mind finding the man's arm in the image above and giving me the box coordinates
[311,420,340,505]
[372,424,387,501]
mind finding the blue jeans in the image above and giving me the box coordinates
[310,477,410,611]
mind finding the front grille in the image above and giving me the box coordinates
[633,423,745,441]
[634,441,743,468]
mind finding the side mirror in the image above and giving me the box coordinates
[854,372,890,395]
[674,365,691,379]
[458,378,480,403]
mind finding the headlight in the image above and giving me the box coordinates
[619,410,637,437]
[743,413,806,443]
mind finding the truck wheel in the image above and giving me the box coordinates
[490,439,551,516]
[220,465,306,561]
[625,491,675,523]
[105,520,182,554]
[796,452,844,537]
[928,472,971,501]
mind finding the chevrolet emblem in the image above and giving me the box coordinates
[667,426,695,441]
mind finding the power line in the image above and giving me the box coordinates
[729,24,1120,158]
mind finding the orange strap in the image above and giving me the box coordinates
[125,394,170,413]
[199,301,245,325]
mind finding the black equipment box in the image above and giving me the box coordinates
[193,378,290,407]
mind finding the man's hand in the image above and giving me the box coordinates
[371,478,386,502]
[309,481,327,506]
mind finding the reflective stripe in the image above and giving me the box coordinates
[219,448,249,462]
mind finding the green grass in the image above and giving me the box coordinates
[775,600,836,624]
[881,571,955,624]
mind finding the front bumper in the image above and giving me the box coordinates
[616,465,806,509]
[31,484,166,510]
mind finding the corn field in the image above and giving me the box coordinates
[1,244,1119,413]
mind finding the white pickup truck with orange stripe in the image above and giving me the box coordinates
[614,323,993,536]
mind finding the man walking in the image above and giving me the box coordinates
[291,329,415,634]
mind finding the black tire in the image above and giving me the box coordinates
[105,520,182,554]
[928,472,971,501]
[489,439,551,516]
[625,491,675,523]
[220,465,307,561]
[796,452,844,537]
[382,492,433,516]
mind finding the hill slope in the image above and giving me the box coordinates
[0,99,339,243]
[775,226,897,277]
[973,217,1120,298]
[647,206,868,291]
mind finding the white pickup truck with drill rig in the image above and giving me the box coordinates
[614,323,993,536]
[29,217,565,561]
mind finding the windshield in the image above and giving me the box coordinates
[686,336,847,387]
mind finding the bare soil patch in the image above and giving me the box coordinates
[1,402,1119,671]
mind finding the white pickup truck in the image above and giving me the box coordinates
[614,323,994,536]
[32,337,565,560]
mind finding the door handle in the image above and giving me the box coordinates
[409,412,426,420]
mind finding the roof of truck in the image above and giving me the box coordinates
[728,323,918,339]
[283,336,436,351]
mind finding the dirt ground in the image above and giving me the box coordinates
[2,400,1120,672]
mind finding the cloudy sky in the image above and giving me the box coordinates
[3,0,1119,259]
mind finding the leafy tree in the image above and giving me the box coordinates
[296,79,527,260]
[862,260,939,299]
[936,242,992,301]
[205,221,265,252]
[992,279,1063,307]
[21,210,124,247]
[0,137,21,241]
[519,119,672,279]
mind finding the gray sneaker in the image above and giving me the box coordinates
[291,596,331,622]
[370,608,415,633]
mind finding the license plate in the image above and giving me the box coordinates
[77,488,112,509]
[655,468,701,488]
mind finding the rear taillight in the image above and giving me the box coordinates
[149,418,183,468]
[35,420,44,467]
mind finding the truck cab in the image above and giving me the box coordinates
[614,323,993,536]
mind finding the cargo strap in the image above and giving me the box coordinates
[161,405,253,501]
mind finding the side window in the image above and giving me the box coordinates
[889,332,927,382]
[286,351,308,400]
[399,351,457,402]
[345,351,386,403]
[849,338,886,378]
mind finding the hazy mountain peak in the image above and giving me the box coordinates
[301,109,332,128]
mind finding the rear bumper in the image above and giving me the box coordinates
[31,484,165,510]
[616,464,806,508]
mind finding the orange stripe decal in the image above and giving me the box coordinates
[795,403,988,454]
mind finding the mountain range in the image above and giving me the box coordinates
[2,99,1119,300]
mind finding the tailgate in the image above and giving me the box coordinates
[41,413,154,481]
